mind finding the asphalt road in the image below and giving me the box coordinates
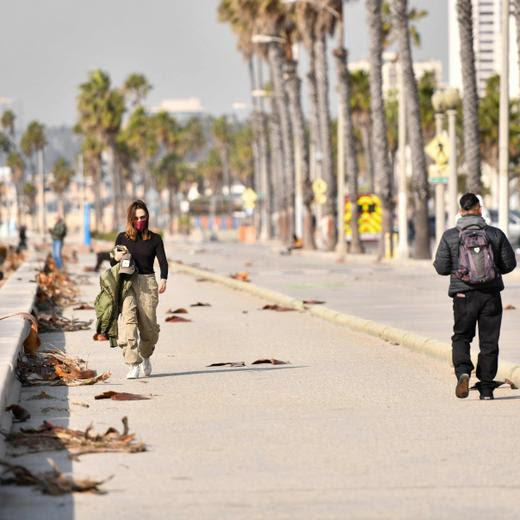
[1,252,520,519]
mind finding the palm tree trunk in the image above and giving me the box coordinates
[306,47,320,246]
[267,96,285,241]
[59,194,65,217]
[267,43,294,245]
[361,123,375,193]
[168,185,175,234]
[334,46,364,254]
[314,35,336,250]
[392,0,430,259]
[285,59,315,250]
[248,58,261,196]
[456,0,482,193]
[367,0,395,259]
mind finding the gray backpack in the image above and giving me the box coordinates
[455,227,497,284]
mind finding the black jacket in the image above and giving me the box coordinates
[433,215,517,297]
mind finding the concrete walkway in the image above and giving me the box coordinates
[166,240,520,364]
[1,252,520,519]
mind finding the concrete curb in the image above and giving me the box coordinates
[171,261,520,388]
[0,252,40,428]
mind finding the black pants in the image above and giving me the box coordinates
[452,290,502,391]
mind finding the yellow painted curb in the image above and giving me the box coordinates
[171,261,520,387]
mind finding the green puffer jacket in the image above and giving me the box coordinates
[95,262,135,347]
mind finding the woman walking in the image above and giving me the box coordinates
[113,200,168,379]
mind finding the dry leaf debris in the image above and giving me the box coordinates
[6,417,145,460]
[37,313,92,333]
[73,303,95,311]
[5,404,31,422]
[94,391,150,401]
[165,315,191,323]
[17,350,111,387]
[190,302,211,307]
[230,272,250,282]
[261,304,296,312]
[207,362,246,368]
[251,359,290,365]
[504,304,516,310]
[0,459,110,495]
[167,308,188,314]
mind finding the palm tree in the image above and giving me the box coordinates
[367,0,394,258]
[123,73,152,107]
[350,70,374,192]
[81,136,104,229]
[1,110,16,141]
[391,0,430,259]
[6,151,25,224]
[218,0,272,239]
[76,69,126,229]
[313,2,337,250]
[23,182,37,229]
[20,121,46,233]
[456,0,482,194]
[51,157,74,216]
[154,152,183,233]
[212,116,233,197]
[258,0,296,244]
[333,1,363,253]
[122,106,158,198]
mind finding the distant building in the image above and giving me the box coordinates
[349,54,443,95]
[152,97,206,120]
[448,0,519,96]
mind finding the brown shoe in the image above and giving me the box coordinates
[455,373,470,399]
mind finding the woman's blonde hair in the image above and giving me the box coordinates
[125,200,151,241]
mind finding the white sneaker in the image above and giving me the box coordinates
[142,357,152,377]
[126,364,141,379]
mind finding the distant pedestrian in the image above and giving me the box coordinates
[49,215,67,269]
[112,200,168,379]
[18,224,27,251]
[434,193,516,400]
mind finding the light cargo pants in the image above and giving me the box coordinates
[118,274,160,365]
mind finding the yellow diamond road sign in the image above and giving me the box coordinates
[425,133,449,167]
[312,178,327,196]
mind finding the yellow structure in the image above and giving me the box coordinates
[344,194,382,237]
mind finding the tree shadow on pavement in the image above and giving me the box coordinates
[149,365,307,378]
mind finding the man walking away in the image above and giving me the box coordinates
[49,214,67,269]
[434,193,516,400]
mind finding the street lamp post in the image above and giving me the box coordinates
[443,87,460,226]
[498,0,510,236]
[431,90,446,246]
[396,61,409,259]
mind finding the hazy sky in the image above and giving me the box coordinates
[0,0,448,129]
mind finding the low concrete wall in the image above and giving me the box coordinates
[0,253,40,421]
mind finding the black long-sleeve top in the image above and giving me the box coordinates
[114,231,168,279]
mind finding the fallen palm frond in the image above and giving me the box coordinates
[0,311,41,355]
[17,350,111,387]
[261,304,296,312]
[95,391,150,401]
[6,417,145,460]
[166,308,188,314]
[36,268,79,310]
[165,315,191,323]
[0,458,110,495]
[251,359,290,365]
[36,312,92,333]
[206,362,245,368]
[190,302,211,307]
